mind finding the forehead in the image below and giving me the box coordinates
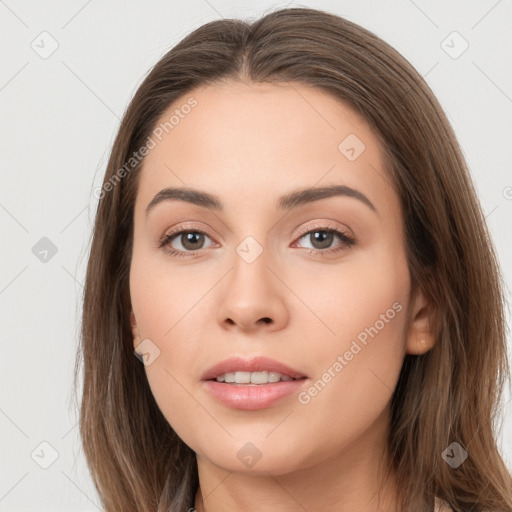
[135,80,398,220]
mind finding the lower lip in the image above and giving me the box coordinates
[202,379,308,410]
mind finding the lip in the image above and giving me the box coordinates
[200,356,309,410]
[203,379,308,410]
[200,356,308,381]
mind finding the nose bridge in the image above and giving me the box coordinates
[216,232,289,330]
[230,233,274,300]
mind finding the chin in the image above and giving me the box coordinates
[193,437,319,477]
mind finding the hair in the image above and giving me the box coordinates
[74,6,512,512]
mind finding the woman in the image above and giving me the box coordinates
[75,7,512,511]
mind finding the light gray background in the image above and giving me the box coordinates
[1,0,511,510]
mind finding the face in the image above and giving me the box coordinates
[129,80,434,476]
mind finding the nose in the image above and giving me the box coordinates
[216,248,289,333]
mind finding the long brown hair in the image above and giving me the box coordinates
[74,7,512,511]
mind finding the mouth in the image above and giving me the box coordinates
[212,371,305,385]
[201,356,309,410]
[201,355,308,382]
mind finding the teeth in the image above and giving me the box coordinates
[215,371,296,384]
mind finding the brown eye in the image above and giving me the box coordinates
[307,230,335,250]
[159,229,215,257]
[178,232,206,251]
[294,226,355,254]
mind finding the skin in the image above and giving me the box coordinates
[129,80,435,512]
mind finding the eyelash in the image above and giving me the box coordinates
[158,223,356,258]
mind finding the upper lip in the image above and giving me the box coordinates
[201,356,308,381]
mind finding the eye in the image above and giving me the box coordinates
[158,223,356,258]
[158,227,216,257]
[292,224,355,255]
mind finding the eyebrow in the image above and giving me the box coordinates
[145,184,378,216]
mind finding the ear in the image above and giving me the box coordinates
[130,310,143,349]
[405,283,436,355]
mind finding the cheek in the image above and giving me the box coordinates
[287,236,410,356]
[129,243,208,342]
[129,251,220,444]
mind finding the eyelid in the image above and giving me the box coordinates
[160,222,216,240]
[159,220,350,243]
[294,221,353,241]
[158,223,218,248]
[158,220,356,257]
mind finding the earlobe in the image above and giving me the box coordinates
[408,333,433,355]
[405,285,437,355]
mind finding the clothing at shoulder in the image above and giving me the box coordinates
[435,496,453,511]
